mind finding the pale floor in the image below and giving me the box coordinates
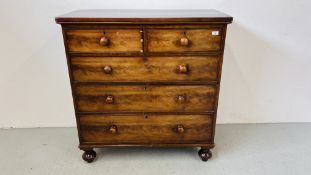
[0,123,310,175]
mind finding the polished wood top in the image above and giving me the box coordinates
[55,9,233,23]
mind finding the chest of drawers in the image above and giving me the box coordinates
[55,9,232,163]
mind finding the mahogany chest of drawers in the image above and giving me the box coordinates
[55,9,232,163]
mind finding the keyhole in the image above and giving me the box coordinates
[144,85,147,90]
[145,115,148,119]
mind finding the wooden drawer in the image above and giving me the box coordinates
[79,114,213,144]
[147,28,222,52]
[75,85,217,112]
[65,29,142,52]
[71,56,219,82]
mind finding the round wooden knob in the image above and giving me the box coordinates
[178,65,188,73]
[106,95,114,104]
[177,95,186,103]
[109,125,117,134]
[99,36,109,46]
[180,36,189,46]
[177,125,185,133]
[103,65,112,74]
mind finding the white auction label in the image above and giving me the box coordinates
[212,31,219,35]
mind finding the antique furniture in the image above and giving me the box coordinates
[55,9,232,163]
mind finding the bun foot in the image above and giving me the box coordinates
[82,150,96,163]
[198,148,212,162]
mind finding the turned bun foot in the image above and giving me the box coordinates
[82,150,96,163]
[198,148,212,162]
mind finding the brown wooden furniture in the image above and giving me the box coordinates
[55,9,232,163]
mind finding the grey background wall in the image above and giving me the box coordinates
[0,0,310,128]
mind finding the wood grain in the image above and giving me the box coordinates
[79,114,213,144]
[71,56,219,82]
[79,143,215,149]
[75,85,217,112]
[147,29,222,52]
[65,29,142,52]
[55,9,233,24]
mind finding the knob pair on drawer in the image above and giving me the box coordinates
[101,65,189,74]
[107,125,185,134]
[100,34,191,47]
[105,95,187,104]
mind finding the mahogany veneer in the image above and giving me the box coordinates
[56,9,232,162]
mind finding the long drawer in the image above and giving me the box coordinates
[79,114,213,144]
[71,56,219,82]
[75,85,217,112]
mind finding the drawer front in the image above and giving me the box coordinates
[71,56,219,82]
[79,114,213,144]
[147,29,222,52]
[65,29,142,52]
[75,85,217,112]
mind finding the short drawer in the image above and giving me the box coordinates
[147,28,222,52]
[65,29,142,52]
[71,56,219,82]
[79,114,213,144]
[75,85,217,112]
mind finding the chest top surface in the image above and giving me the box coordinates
[55,9,233,23]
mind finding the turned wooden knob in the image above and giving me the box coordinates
[103,65,112,74]
[109,125,117,134]
[99,36,110,46]
[176,125,185,133]
[178,64,188,73]
[105,95,114,104]
[177,95,186,103]
[180,36,189,46]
